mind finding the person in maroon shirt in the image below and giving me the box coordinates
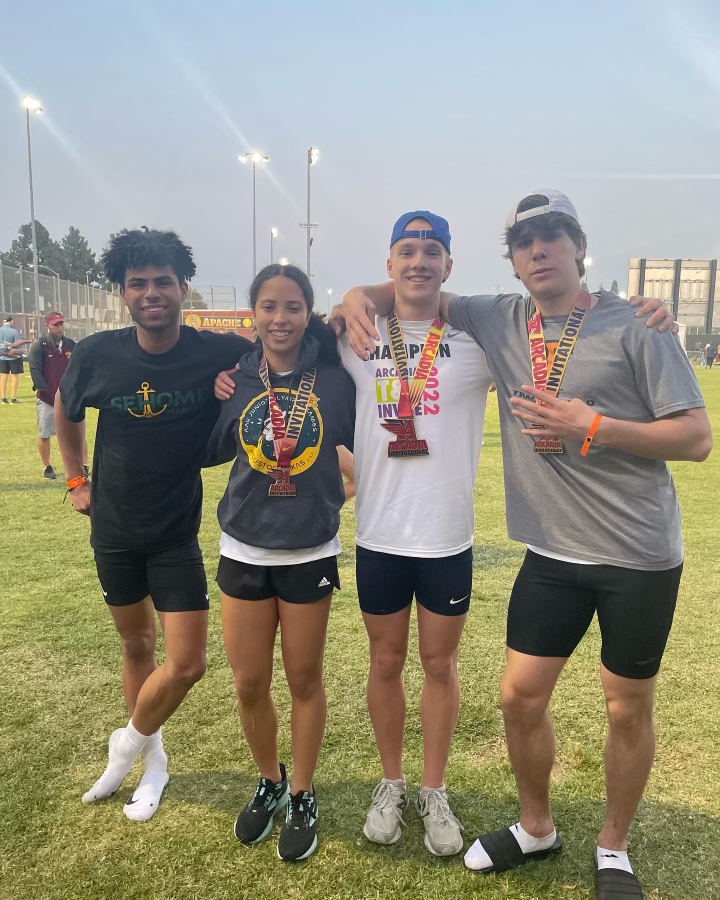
[28,312,87,480]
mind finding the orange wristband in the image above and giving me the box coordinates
[66,475,88,490]
[580,414,603,457]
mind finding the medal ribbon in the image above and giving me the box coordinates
[387,311,445,418]
[258,356,317,469]
[527,292,590,401]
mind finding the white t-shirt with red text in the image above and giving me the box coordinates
[339,316,492,558]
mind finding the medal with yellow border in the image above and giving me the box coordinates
[258,357,317,495]
[382,311,445,458]
[526,291,590,454]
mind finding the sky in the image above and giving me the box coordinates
[1,0,720,312]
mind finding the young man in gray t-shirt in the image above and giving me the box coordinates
[342,190,711,898]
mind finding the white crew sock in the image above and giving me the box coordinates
[596,845,634,874]
[123,729,169,822]
[464,822,557,872]
[82,720,151,804]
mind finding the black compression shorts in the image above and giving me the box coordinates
[507,549,682,679]
[94,538,208,613]
[356,546,473,617]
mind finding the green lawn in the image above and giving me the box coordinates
[1,370,719,900]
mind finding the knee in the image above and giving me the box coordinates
[500,677,548,724]
[235,674,271,708]
[420,651,456,685]
[121,631,156,664]
[167,653,207,689]
[605,693,654,736]
[287,670,324,703]
[370,645,406,682]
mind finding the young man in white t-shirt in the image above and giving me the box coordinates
[338,212,493,856]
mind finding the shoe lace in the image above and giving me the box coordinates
[248,779,276,812]
[370,781,407,827]
[420,788,464,831]
[286,793,315,830]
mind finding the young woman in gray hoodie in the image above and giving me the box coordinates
[206,264,355,862]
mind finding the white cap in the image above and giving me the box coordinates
[505,189,579,229]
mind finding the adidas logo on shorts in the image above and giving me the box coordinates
[317,576,331,588]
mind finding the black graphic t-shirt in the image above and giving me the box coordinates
[60,326,253,551]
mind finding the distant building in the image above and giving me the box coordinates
[628,258,719,349]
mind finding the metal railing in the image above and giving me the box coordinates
[0,263,131,340]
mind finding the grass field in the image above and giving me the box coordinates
[1,371,719,900]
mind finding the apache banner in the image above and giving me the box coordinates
[183,310,255,340]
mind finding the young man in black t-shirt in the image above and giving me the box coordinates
[55,229,253,822]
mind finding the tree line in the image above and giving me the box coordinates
[1,221,106,287]
[1,222,207,307]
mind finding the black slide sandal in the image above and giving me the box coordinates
[594,853,644,899]
[464,826,563,874]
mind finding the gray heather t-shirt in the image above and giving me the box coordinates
[449,291,705,570]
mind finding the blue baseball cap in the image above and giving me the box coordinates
[390,210,451,253]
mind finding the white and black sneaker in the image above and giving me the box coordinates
[234,763,289,845]
[278,789,319,861]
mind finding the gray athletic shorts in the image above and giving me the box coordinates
[36,398,56,439]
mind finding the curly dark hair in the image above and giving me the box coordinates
[101,227,196,286]
[503,199,587,279]
[249,263,341,367]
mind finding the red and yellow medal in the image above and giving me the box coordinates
[258,356,317,495]
[382,311,445,458]
[526,292,590,454]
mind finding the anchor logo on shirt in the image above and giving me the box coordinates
[127,382,168,418]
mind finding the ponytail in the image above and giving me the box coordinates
[306,313,341,367]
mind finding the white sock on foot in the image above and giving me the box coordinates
[82,720,151,804]
[596,845,634,874]
[141,729,167,770]
[124,769,169,822]
[464,822,556,872]
[123,728,168,821]
[511,823,557,853]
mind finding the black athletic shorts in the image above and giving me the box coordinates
[94,538,209,613]
[0,358,23,375]
[507,550,683,679]
[217,554,340,604]
[356,546,473,617]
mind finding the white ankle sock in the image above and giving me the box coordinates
[141,729,167,770]
[464,822,556,872]
[82,720,151,804]
[596,845,634,874]
[511,823,557,854]
[382,776,406,788]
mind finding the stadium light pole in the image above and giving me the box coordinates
[270,227,278,265]
[239,151,270,277]
[301,147,319,277]
[585,256,593,292]
[326,288,333,316]
[23,96,43,337]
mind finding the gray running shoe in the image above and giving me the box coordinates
[416,786,464,856]
[363,778,408,844]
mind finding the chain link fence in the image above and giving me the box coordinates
[0,268,260,342]
[0,263,131,341]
